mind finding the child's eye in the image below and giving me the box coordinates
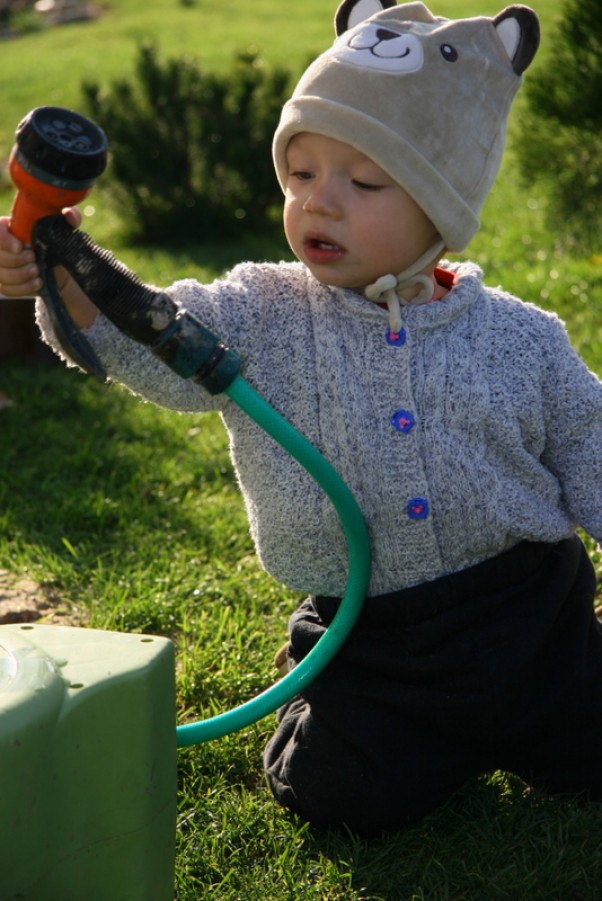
[352,179,383,192]
[289,169,314,181]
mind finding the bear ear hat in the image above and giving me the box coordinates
[335,0,396,34]
[335,0,540,76]
[493,5,540,75]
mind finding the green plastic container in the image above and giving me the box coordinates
[0,624,176,901]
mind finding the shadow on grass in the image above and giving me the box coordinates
[302,772,602,900]
[0,360,250,623]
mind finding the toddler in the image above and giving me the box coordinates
[1,0,602,837]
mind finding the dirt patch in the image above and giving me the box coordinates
[0,569,86,627]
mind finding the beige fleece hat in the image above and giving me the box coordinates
[273,0,540,253]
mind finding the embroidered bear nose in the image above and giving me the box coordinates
[376,28,400,41]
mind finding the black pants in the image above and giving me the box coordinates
[263,537,602,836]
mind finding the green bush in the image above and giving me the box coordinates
[82,44,295,244]
[0,0,38,31]
[515,0,602,251]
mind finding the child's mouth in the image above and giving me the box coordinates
[304,235,346,265]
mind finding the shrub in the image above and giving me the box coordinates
[0,0,25,26]
[82,44,295,244]
[0,0,36,30]
[515,0,602,251]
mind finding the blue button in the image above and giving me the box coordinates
[407,497,429,520]
[386,327,406,347]
[391,409,416,434]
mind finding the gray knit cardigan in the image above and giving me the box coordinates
[37,260,602,597]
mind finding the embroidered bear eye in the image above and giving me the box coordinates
[440,43,458,62]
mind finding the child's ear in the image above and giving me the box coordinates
[335,0,397,35]
[493,5,540,75]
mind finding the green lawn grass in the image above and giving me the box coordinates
[0,0,565,153]
[1,0,602,897]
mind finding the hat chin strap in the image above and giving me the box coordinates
[364,239,446,334]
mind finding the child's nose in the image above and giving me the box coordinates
[302,180,342,217]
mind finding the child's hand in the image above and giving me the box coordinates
[0,217,41,297]
[0,208,97,329]
[0,208,82,298]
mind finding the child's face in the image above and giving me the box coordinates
[283,133,440,292]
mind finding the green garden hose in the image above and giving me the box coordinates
[176,375,370,745]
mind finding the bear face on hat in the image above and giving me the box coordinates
[273,0,540,252]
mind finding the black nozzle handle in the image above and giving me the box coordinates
[36,262,108,380]
[32,215,240,394]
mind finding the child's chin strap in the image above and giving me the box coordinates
[364,239,446,334]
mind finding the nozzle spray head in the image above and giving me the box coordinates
[8,106,108,245]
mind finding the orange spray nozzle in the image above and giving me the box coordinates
[8,106,108,245]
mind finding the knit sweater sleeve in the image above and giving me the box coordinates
[541,317,602,543]
[35,261,304,414]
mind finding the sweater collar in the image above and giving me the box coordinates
[333,260,484,329]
